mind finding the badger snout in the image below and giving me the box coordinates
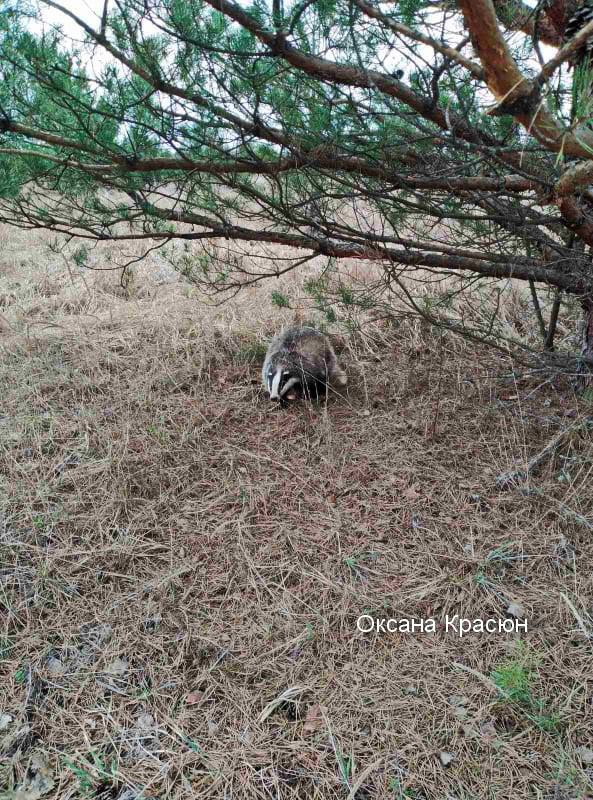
[269,388,298,402]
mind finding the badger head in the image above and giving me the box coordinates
[266,364,303,402]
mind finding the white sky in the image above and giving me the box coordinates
[36,0,104,35]
[33,0,556,85]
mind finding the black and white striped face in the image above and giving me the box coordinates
[266,366,301,401]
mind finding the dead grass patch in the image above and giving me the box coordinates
[1,229,593,800]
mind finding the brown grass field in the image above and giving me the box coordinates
[1,223,593,800]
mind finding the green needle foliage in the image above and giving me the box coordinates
[1,0,593,362]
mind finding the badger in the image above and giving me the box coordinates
[262,326,347,403]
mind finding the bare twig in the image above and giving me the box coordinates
[529,278,548,344]
[496,418,592,488]
[544,288,562,351]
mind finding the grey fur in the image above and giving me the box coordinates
[262,326,347,402]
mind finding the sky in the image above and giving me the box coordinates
[36,0,104,35]
[32,0,554,87]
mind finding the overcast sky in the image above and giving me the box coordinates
[34,0,552,81]
[37,0,104,34]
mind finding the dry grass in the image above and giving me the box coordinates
[2,225,593,800]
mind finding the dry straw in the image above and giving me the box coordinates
[1,225,593,798]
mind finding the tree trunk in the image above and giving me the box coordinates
[579,297,593,385]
